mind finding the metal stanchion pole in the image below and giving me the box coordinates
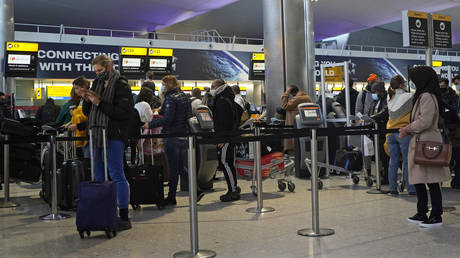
[298,128,334,237]
[40,135,70,220]
[247,127,275,214]
[174,136,216,258]
[0,135,18,208]
[367,124,387,194]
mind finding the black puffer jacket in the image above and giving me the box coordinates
[83,76,133,143]
[210,85,240,134]
[149,88,190,134]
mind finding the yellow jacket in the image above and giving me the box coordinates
[384,110,411,155]
[71,106,88,147]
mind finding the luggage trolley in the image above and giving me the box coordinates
[235,119,295,195]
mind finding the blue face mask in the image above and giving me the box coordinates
[160,85,165,94]
[371,93,379,101]
[409,83,416,90]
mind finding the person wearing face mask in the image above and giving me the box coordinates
[82,55,133,231]
[446,75,460,188]
[143,75,205,205]
[281,85,313,153]
[384,75,415,195]
[367,80,390,185]
[356,73,378,118]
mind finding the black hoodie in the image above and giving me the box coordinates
[210,85,241,133]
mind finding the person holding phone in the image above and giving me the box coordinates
[82,55,133,231]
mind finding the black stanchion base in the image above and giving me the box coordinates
[0,201,19,208]
[173,250,217,258]
[366,189,388,194]
[246,207,275,214]
[297,228,335,237]
[39,213,71,221]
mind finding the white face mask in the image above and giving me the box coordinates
[455,85,460,92]
[409,82,416,90]
[371,93,379,101]
[210,89,217,96]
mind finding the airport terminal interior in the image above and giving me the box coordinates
[2,0,460,257]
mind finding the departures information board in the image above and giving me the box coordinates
[5,42,39,77]
[402,10,429,48]
[148,48,173,77]
[120,47,148,79]
[249,53,265,80]
[433,14,452,49]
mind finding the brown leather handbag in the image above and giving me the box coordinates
[414,134,452,167]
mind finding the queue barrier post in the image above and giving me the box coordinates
[0,135,19,208]
[367,124,387,194]
[174,136,216,258]
[298,128,334,237]
[246,127,275,214]
[40,135,71,220]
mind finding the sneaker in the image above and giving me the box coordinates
[116,218,132,232]
[408,213,428,224]
[420,215,443,228]
[220,191,240,202]
[163,197,177,206]
[388,191,399,196]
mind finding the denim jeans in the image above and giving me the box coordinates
[93,140,130,209]
[164,138,188,200]
[387,133,414,193]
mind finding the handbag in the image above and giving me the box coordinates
[413,94,452,167]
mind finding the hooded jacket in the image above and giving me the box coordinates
[210,85,240,133]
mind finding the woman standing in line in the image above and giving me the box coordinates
[399,66,451,227]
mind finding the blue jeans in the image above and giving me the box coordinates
[387,133,414,193]
[164,138,188,200]
[93,140,130,209]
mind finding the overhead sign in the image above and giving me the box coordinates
[149,48,173,56]
[324,66,344,82]
[6,42,39,52]
[432,61,443,67]
[47,86,72,100]
[120,47,147,56]
[402,10,429,48]
[35,88,42,99]
[147,48,173,77]
[120,46,148,79]
[5,42,39,77]
[249,52,265,80]
[432,14,452,49]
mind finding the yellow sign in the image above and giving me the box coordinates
[433,14,451,22]
[35,88,42,99]
[252,53,265,61]
[131,86,141,91]
[121,47,147,56]
[149,48,173,56]
[324,66,344,82]
[432,61,443,67]
[6,42,39,52]
[408,11,428,19]
[47,86,73,98]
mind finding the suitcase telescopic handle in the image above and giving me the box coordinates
[88,127,108,181]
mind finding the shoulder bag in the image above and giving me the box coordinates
[413,94,452,167]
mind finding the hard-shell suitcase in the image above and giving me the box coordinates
[235,152,285,178]
[76,127,117,239]
[126,136,164,210]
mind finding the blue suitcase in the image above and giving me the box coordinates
[76,128,118,239]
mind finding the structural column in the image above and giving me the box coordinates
[0,0,14,93]
[263,0,314,118]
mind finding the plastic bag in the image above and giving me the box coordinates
[363,135,374,157]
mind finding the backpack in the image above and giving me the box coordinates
[223,97,242,130]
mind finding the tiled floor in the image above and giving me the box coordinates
[1,173,460,258]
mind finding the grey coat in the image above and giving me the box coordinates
[355,89,374,116]
[406,93,451,184]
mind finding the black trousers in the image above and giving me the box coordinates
[415,183,443,217]
[217,143,237,192]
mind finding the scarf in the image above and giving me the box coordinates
[88,70,120,147]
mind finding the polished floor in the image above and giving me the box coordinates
[1,172,460,258]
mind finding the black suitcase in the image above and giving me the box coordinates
[335,147,363,172]
[41,143,64,204]
[0,118,38,136]
[76,127,118,239]
[125,137,164,210]
[57,159,86,210]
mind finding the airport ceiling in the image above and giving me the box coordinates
[14,0,460,44]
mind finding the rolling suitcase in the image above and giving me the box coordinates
[125,136,164,210]
[334,146,363,172]
[57,132,86,210]
[76,127,118,239]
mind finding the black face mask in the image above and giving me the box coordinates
[96,71,109,81]
[440,87,447,93]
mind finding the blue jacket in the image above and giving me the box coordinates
[149,88,190,134]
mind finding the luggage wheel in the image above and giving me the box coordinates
[352,175,360,185]
[105,230,116,239]
[132,204,141,210]
[78,230,84,239]
[251,185,257,196]
[366,177,373,187]
[318,180,323,190]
